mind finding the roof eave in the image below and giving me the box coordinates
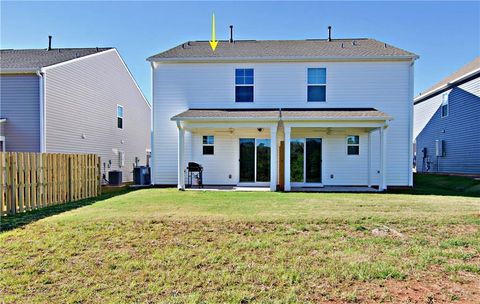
[171,116,279,122]
[282,116,393,122]
[414,68,480,104]
[148,55,418,63]
[171,116,392,122]
[0,68,39,74]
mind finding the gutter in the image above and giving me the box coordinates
[36,69,46,152]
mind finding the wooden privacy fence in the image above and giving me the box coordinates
[0,153,101,216]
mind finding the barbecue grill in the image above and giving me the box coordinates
[186,162,203,188]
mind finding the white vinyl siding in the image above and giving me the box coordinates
[152,60,412,186]
[44,50,151,182]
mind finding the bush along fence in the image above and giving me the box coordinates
[0,152,101,216]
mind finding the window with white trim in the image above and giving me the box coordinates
[235,69,254,102]
[307,68,326,102]
[117,105,124,129]
[441,93,449,118]
[346,135,360,155]
[202,135,214,155]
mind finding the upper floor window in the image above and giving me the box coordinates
[346,135,360,155]
[203,135,214,155]
[307,68,326,102]
[117,105,124,129]
[235,69,254,102]
[441,93,449,118]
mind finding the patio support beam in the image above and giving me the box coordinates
[284,125,291,192]
[270,126,278,191]
[177,121,185,190]
[379,125,388,191]
[367,131,372,187]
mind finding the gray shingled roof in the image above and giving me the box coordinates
[0,48,113,70]
[171,108,391,121]
[149,39,417,62]
[414,56,480,103]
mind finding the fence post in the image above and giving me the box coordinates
[0,152,4,216]
[97,156,101,195]
[68,155,72,202]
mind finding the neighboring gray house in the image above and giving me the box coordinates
[414,57,480,174]
[0,46,151,182]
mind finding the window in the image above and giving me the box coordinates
[235,68,254,102]
[117,105,124,129]
[202,135,214,155]
[441,93,449,117]
[346,135,360,155]
[307,68,326,102]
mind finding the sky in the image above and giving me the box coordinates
[1,1,479,102]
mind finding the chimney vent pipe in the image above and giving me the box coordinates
[328,26,332,42]
[229,25,234,43]
[48,35,52,51]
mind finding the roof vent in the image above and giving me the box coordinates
[341,42,344,48]
[328,26,332,42]
[48,35,52,51]
[229,25,234,43]
[384,43,387,48]
[352,40,356,46]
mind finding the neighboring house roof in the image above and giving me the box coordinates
[414,56,480,104]
[171,108,392,121]
[148,39,418,62]
[0,48,113,71]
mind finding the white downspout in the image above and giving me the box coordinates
[150,62,155,184]
[36,69,46,153]
[408,60,415,187]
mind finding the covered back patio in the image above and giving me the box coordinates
[172,108,391,192]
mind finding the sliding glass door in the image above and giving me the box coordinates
[290,138,322,184]
[239,139,255,182]
[256,139,271,182]
[239,138,271,183]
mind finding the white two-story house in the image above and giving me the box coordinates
[148,37,417,191]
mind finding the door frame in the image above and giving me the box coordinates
[238,138,270,187]
[290,137,323,188]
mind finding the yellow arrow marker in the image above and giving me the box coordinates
[209,13,218,52]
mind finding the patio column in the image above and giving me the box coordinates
[379,125,388,191]
[284,125,291,191]
[177,122,185,190]
[367,131,372,187]
[270,126,277,191]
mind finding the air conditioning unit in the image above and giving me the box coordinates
[435,140,445,157]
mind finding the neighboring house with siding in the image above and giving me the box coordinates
[414,57,480,174]
[0,47,151,182]
[148,36,418,191]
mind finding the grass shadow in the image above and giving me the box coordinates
[389,173,480,198]
[0,186,134,232]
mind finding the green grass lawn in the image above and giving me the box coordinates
[1,175,479,303]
